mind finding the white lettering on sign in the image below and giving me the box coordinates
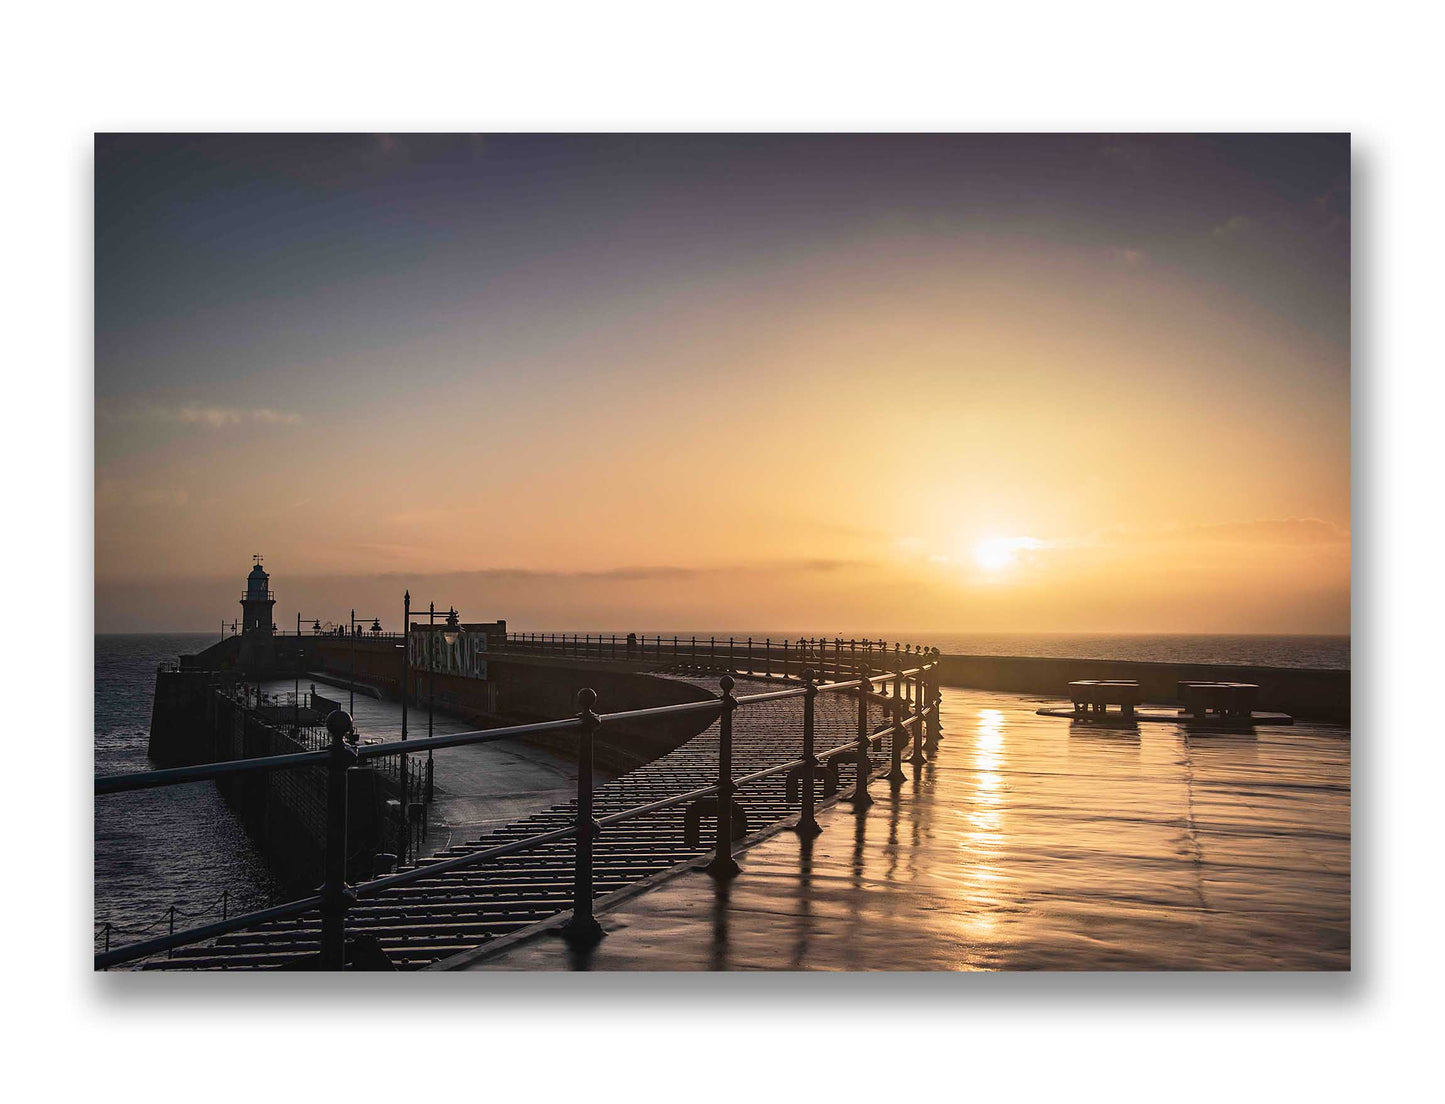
[409,629,490,679]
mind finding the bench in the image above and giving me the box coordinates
[1177,681,1259,720]
[1068,679,1142,719]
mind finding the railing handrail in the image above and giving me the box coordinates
[97,650,940,969]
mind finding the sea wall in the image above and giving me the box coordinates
[149,674,405,890]
[301,638,718,772]
[148,669,220,764]
[933,653,1350,724]
[206,692,402,891]
[482,656,718,771]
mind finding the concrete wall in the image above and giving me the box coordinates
[310,636,405,695]
[147,678,406,891]
[933,653,1350,724]
[483,656,719,771]
[299,638,719,772]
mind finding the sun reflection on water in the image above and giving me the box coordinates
[955,707,1008,937]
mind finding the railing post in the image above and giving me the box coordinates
[911,666,928,766]
[795,668,822,837]
[320,709,357,970]
[888,669,909,783]
[562,688,605,946]
[926,651,943,750]
[706,675,741,878]
[852,666,874,808]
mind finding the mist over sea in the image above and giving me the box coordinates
[93,630,1347,945]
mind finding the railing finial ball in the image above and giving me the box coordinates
[859,663,870,677]
[577,687,598,711]
[802,667,815,683]
[324,710,354,741]
[719,674,735,693]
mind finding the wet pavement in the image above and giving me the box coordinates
[463,687,1350,970]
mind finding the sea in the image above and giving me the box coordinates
[578,631,1350,670]
[93,630,1348,948]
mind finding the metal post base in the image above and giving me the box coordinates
[704,854,741,879]
[560,914,605,947]
[793,816,823,838]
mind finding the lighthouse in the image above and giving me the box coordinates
[240,555,276,635]
[237,554,278,673]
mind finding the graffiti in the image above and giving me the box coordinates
[409,629,489,680]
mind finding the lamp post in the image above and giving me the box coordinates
[293,612,321,728]
[401,591,411,742]
[347,609,384,717]
[293,650,305,732]
[422,602,463,804]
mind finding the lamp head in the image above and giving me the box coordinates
[441,607,463,646]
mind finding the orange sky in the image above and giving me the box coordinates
[95,135,1349,633]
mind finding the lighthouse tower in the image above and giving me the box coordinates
[237,555,278,673]
[240,555,276,635]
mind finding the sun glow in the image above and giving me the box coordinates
[973,536,1043,572]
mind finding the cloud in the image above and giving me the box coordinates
[1107,246,1147,268]
[100,402,303,428]
[247,408,303,425]
[1104,517,1350,547]
[369,559,868,584]
[1211,215,1255,238]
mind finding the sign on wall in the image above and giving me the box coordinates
[409,629,489,680]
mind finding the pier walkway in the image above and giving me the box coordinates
[142,674,864,969]
[457,687,1350,970]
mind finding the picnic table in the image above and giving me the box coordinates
[1177,681,1260,720]
[1068,679,1142,719]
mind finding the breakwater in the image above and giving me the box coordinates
[302,638,720,772]
[932,653,1349,724]
[146,645,723,894]
[149,674,418,890]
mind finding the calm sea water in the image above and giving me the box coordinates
[93,629,1348,950]
[95,633,282,949]
[565,632,1350,670]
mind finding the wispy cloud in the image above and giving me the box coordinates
[100,402,303,428]
[1138,517,1350,546]
[370,560,868,584]
[1070,517,1349,549]
[1211,214,1254,239]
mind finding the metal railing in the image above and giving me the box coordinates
[95,649,941,970]
[498,633,922,683]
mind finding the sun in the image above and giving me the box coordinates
[973,536,1042,572]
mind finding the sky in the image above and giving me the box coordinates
[95,133,1350,634]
